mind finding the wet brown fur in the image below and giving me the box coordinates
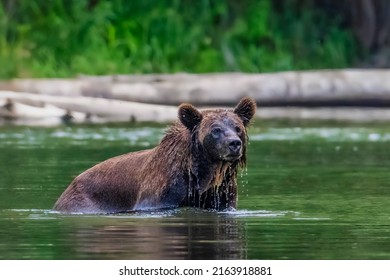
[53,97,256,213]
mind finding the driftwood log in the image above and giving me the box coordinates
[1,69,390,125]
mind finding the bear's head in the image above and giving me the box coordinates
[178,97,256,164]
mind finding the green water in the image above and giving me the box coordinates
[0,121,389,259]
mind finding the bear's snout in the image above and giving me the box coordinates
[228,138,242,154]
[222,136,242,161]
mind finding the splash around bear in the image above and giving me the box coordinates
[53,97,256,213]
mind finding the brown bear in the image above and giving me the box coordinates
[53,97,256,213]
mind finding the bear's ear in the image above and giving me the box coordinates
[178,103,203,131]
[234,97,257,126]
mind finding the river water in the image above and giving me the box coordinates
[0,121,389,259]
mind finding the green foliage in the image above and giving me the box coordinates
[0,0,358,78]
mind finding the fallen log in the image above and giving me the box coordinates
[1,70,390,106]
[2,91,390,126]
[0,91,178,125]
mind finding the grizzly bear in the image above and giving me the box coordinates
[53,97,256,213]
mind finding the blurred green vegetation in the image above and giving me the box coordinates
[0,0,359,78]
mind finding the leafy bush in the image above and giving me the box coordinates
[0,0,358,78]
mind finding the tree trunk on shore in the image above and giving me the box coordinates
[2,70,390,125]
[2,70,390,106]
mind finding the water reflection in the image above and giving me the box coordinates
[64,210,247,259]
[1,123,390,260]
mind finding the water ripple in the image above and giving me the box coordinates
[251,127,390,142]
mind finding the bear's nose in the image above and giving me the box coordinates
[228,139,242,153]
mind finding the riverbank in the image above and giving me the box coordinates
[2,69,390,126]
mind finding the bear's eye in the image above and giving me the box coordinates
[211,127,222,138]
[235,126,242,134]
